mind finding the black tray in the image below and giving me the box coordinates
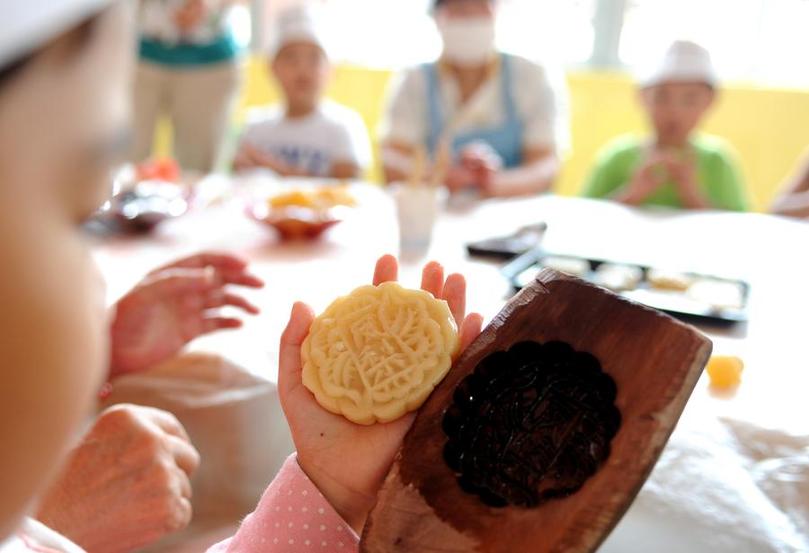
[502,249,750,325]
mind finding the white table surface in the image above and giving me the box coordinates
[92,180,809,551]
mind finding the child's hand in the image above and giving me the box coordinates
[233,143,300,176]
[109,253,263,379]
[277,255,483,533]
[618,151,669,205]
[664,153,710,209]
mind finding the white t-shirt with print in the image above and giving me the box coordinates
[380,54,570,154]
[239,101,372,177]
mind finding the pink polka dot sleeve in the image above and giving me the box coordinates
[207,454,359,552]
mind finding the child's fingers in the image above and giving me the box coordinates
[459,313,484,353]
[441,273,466,326]
[278,302,315,402]
[144,269,218,296]
[200,317,242,334]
[203,292,260,315]
[216,269,265,289]
[420,261,444,299]
[373,254,398,286]
[244,144,268,164]
[150,253,265,289]
[153,252,247,274]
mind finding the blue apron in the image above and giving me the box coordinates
[423,54,524,169]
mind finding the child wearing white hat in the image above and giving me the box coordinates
[583,40,749,211]
[232,5,371,180]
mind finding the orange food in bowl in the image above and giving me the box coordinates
[250,185,356,240]
[268,190,316,209]
[267,185,356,211]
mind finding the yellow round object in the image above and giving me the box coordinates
[706,355,744,389]
[302,282,459,425]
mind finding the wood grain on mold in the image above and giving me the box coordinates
[361,269,712,553]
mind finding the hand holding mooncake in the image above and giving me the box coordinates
[277,255,483,533]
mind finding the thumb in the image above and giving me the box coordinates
[278,302,315,403]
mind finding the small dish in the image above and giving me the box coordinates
[246,202,344,240]
[104,180,189,233]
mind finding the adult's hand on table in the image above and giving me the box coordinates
[444,164,479,192]
[109,252,264,379]
[461,145,502,194]
[445,143,503,193]
[36,405,200,553]
[277,255,483,534]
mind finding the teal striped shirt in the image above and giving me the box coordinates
[139,33,240,67]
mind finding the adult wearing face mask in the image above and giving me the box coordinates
[381,0,569,197]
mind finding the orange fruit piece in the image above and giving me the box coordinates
[706,355,744,389]
[136,158,180,183]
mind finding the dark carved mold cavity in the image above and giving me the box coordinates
[442,341,621,508]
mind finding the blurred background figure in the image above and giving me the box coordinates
[772,154,809,218]
[232,4,371,179]
[582,40,749,211]
[131,0,246,173]
[380,0,569,197]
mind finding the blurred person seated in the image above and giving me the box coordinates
[772,154,809,218]
[380,0,569,197]
[131,0,245,173]
[232,5,371,180]
[582,41,749,211]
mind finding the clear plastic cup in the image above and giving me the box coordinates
[392,184,440,254]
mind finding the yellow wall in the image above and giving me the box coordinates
[157,57,809,211]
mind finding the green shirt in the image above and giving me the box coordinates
[582,135,749,211]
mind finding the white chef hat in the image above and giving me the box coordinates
[267,4,328,59]
[0,0,114,71]
[638,40,718,89]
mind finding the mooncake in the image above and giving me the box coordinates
[302,282,459,425]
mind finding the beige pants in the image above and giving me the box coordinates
[131,60,241,173]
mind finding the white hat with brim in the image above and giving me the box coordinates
[638,40,718,89]
[267,5,328,59]
[0,0,114,70]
